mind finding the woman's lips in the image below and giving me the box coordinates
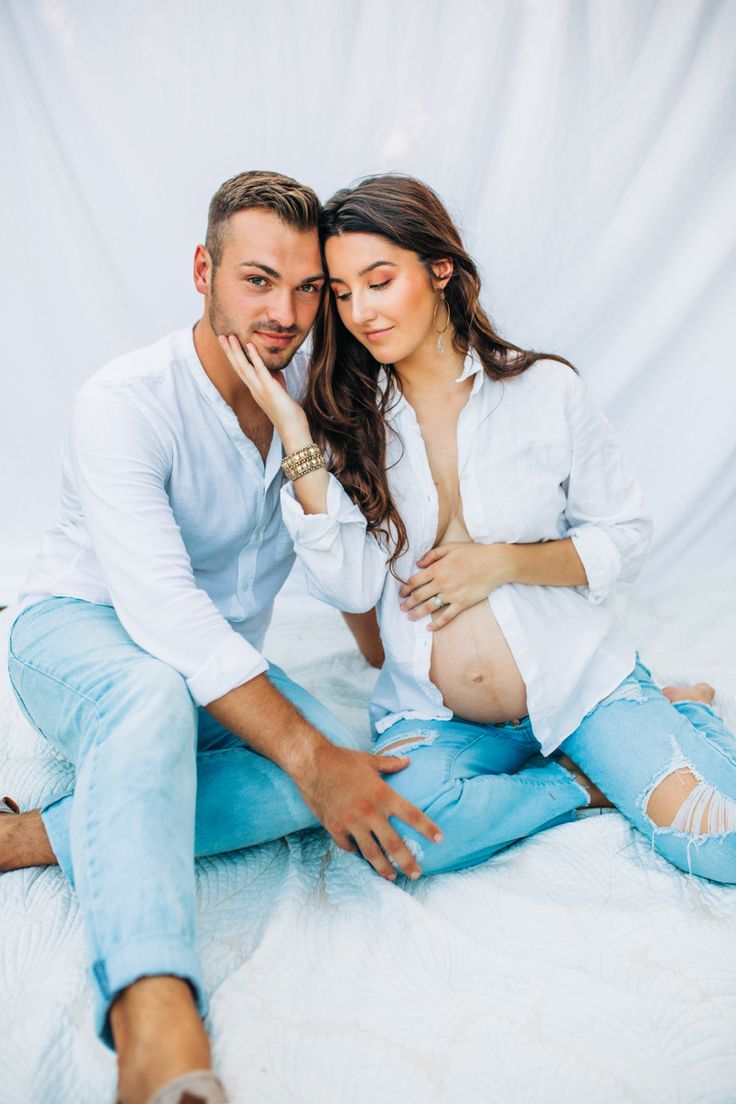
[364,327,394,341]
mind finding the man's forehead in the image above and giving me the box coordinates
[222,208,321,270]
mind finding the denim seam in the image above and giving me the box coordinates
[680,722,736,771]
[7,648,100,709]
[447,731,489,778]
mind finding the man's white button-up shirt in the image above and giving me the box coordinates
[21,326,305,706]
[281,352,653,756]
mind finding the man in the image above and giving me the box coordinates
[3,171,441,1104]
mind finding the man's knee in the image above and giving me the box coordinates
[98,661,197,749]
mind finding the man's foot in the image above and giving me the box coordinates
[555,753,614,809]
[111,976,213,1104]
[661,682,715,706]
[0,807,57,872]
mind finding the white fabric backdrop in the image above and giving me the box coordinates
[1,0,734,604]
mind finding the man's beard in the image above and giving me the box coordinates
[209,288,300,373]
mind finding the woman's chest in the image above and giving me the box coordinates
[388,405,573,548]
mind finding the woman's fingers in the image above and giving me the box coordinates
[218,334,257,389]
[398,568,433,597]
[426,604,459,631]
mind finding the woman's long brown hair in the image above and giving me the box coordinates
[304,174,575,573]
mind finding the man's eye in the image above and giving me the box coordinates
[298,283,320,294]
[246,276,269,287]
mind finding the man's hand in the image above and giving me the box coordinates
[399,541,514,630]
[292,741,443,881]
[207,673,442,881]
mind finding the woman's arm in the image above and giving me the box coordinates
[219,335,390,613]
[341,609,385,668]
[561,370,653,604]
[398,537,587,630]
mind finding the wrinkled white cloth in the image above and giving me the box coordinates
[20,326,306,705]
[282,353,653,754]
[2,590,736,1104]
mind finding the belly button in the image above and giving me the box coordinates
[470,672,483,683]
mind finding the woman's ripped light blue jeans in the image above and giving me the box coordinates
[372,656,736,884]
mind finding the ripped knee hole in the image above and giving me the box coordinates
[645,767,736,835]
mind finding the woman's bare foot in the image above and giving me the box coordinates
[111,976,212,1104]
[661,682,715,706]
[555,753,614,809]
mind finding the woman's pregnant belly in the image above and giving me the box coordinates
[427,519,528,724]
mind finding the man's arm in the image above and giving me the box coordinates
[69,383,439,879]
[206,674,440,880]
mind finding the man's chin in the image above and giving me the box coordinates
[256,344,297,372]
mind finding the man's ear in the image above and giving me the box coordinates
[430,257,454,291]
[193,244,212,296]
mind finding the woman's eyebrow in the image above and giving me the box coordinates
[329,260,397,283]
[359,260,397,276]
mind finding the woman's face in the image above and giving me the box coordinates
[325,233,448,365]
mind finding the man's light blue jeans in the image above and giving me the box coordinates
[373,656,736,884]
[7,596,360,1047]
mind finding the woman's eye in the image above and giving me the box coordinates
[369,279,391,291]
[334,290,351,302]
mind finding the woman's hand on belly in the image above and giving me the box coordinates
[399,541,514,630]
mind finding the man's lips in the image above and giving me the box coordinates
[364,326,394,341]
[254,331,296,345]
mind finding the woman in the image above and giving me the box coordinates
[218,174,736,884]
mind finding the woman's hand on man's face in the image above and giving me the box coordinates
[398,542,515,630]
[218,334,309,441]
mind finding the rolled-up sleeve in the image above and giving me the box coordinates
[280,473,389,612]
[563,374,654,604]
[69,382,268,704]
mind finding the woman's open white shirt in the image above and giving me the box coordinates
[281,352,653,756]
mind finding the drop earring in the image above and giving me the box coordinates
[433,291,450,354]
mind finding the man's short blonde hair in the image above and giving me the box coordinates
[205,170,320,268]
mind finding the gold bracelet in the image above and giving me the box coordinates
[281,442,325,481]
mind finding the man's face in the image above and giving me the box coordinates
[207,208,324,371]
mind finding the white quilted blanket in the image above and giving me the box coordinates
[2,580,736,1104]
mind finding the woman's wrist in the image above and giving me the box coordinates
[487,543,518,588]
[280,418,314,455]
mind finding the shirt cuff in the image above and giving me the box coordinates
[280,472,366,552]
[569,526,623,605]
[186,633,269,706]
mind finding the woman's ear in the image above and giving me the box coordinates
[430,258,454,290]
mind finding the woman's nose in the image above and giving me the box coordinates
[350,295,377,326]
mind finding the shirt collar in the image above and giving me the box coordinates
[379,347,486,420]
[455,346,484,386]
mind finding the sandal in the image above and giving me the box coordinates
[143,1070,230,1104]
[1,796,20,815]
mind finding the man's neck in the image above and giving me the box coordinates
[192,316,261,417]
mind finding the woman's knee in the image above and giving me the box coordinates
[377,739,449,811]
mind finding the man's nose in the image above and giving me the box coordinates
[267,290,297,329]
